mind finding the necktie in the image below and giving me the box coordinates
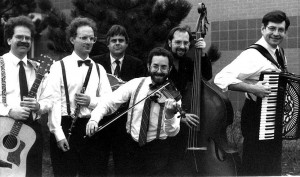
[114,60,120,77]
[19,61,28,100]
[78,60,91,67]
[275,49,285,70]
[138,97,152,146]
[19,61,33,123]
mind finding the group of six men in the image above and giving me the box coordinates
[0,9,289,177]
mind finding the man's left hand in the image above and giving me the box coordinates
[164,99,178,119]
[75,93,91,107]
[20,97,40,112]
[194,37,206,49]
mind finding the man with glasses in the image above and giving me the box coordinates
[164,26,212,175]
[47,17,112,177]
[92,25,146,176]
[0,15,51,177]
[214,10,290,176]
[87,47,180,176]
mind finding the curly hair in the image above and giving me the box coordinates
[4,15,35,40]
[66,17,97,39]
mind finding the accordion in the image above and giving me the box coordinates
[258,71,300,140]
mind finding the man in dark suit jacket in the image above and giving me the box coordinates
[92,24,146,176]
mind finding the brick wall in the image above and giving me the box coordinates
[182,0,300,112]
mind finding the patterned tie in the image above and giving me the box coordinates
[275,49,284,70]
[138,97,152,146]
[19,61,28,100]
[114,60,120,77]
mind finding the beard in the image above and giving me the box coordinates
[173,47,188,58]
[149,71,169,86]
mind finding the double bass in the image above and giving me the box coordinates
[183,3,240,176]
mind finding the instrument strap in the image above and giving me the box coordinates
[129,78,146,133]
[0,56,7,106]
[248,44,288,72]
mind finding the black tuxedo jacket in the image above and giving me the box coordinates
[92,53,146,81]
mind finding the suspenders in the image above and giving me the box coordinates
[60,60,100,116]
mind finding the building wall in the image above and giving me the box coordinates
[182,0,300,112]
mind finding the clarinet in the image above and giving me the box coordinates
[66,63,93,142]
[67,86,86,142]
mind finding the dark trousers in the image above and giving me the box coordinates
[50,116,105,177]
[25,120,43,177]
[241,98,282,176]
[98,110,131,176]
[127,137,171,176]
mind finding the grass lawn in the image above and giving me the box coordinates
[41,111,300,176]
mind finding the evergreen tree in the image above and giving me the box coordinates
[38,0,192,60]
[0,0,37,55]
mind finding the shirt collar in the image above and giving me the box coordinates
[8,51,28,66]
[110,54,124,64]
[257,37,279,55]
[71,51,91,62]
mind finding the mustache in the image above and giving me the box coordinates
[17,42,30,48]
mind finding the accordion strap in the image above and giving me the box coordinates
[248,44,288,72]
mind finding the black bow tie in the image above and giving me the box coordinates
[77,60,91,67]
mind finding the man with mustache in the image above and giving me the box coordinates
[47,17,112,177]
[214,10,290,176]
[87,47,180,176]
[92,25,146,176]
[0,15,51,177]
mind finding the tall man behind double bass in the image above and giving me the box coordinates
[167,3,238,176]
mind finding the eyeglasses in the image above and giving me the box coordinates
[110,38,126,43]
[77,36,97,43]
[266,26,286,34]
[172,40,190,47]
[14,35,32,41]
[150,65,169,72]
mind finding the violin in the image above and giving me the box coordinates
[107,73,126,91]
[90,81,185,136]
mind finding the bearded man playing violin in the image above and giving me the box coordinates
[87,47,180,176]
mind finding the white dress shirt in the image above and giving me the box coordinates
[0,51,51,119]
[214,37,283,99]
[90,77,181,143]
[110,54,124,74]
[47,52,112,141]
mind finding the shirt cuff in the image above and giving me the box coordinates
[88,96,98,110]
[3,106,12,117]
[53,128,66,142]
